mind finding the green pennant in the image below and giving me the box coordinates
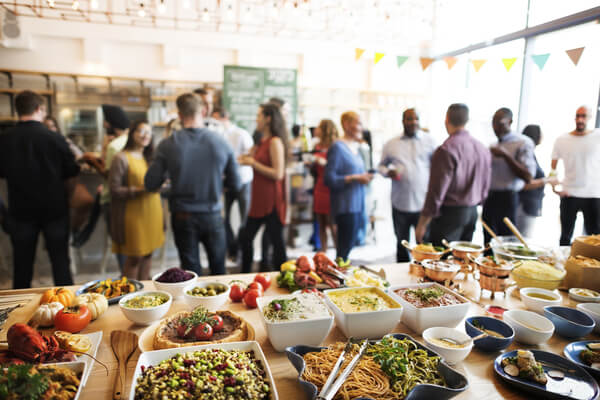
[396,56,409,68]
[531,53,550,70]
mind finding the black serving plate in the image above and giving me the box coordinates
[76,278,144,305]
[494,349,599,399]
[285,333,468,400]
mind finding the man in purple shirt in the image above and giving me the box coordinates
[416,103,491,245]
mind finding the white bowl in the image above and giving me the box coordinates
[257,293,334,351]
[152,269,197,299]
[503,309,554,345]
[570,288,600,303]
[422,327,473,365]
[520,287,562,314]
[119,290,172,325]
[576,303,600,333]
[389,283,470,334]
[128,341,278,400]
[324,287,403,339]
[183,281,230,311]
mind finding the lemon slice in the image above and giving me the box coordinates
[66,334,92,353]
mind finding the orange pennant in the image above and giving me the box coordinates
[444,57,458,70]
[566,47,584,66]
[420,57,434,71]
[374,52,385,64]
[355,48,365,61]
[471,59,487,72]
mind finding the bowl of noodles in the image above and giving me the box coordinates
[285,333,468,400]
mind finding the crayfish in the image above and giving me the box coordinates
[0,323,75,364]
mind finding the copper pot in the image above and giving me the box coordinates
[479,273,512,292]
[422,259,460,283]
[444,240,485,260]
[469,255,515,278]
[402,240,448,262]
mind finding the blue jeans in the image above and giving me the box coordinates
[224,182,251,257]
[335,212,362,261]
[171,211,226,276]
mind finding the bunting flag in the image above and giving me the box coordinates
[471,59,487,72]
[396,56,409,68]
[374,52,385,64]
[566,47,585,66]
[420,57,434,71]
[444,57,458,70]
[355,48,365,61]
[531,53,550,70]
[502,57,518,72]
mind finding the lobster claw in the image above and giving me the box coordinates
[313,252,337,270]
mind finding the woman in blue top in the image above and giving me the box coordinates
[325,111,374,261]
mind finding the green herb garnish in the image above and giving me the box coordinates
[0,364,50,400]
[405,288,444,303]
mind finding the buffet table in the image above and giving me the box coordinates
[0,264,594,400]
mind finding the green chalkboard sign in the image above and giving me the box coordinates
[223,65,297,133]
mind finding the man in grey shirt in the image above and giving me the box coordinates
[379,109,437,262]
[482,107,536,244]
[145,93,241,275]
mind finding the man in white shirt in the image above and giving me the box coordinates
[379,109,437,261]
[551,106,600,245]
[212,108,254,260]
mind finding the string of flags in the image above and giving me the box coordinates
[354,47,586,71]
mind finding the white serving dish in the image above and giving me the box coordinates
[503,309,554,345]
[388,283,470,334]
[576,303,600,333]
[519,287,562,314]
[128,341,278,400]
[76,330,102,387]
[182,281,230,311]
[324,286,403,339]
[422,327,473,365]
[152,270,197,300]
[257,293,334,352]
[118,290,172,325]
[43,361,86,400]
[570,288,600,303]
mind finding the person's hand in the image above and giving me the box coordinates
[387,169,398,179]
[415,222,427,244]
[552,184,568,197]
[490,146,508,158]
[238,155,255,166]
[353,173,373,185]
[546,176,559,186]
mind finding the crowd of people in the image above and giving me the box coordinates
[0,89,598,289]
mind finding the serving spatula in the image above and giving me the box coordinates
[111,330,138,400]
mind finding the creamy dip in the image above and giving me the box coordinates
[263,293,331,322]
[328,288,398,313]
[124,293,168,308]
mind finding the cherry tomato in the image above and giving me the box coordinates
[177,323,192,339]
[229,283,246,302]
[193,322,213,340]
[247,281,263,294]
[207,315,224,332]
[54,305,91,333]
[243,289,262,309]
[254,273,272,290]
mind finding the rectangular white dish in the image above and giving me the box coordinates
[78,330,102,387]
[128,340,278,400]
[389,282,470,334]
[324,286,403,339]
[257,293,334,352]
[41,360,86,400]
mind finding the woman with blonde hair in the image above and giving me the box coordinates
[312,119,338,251]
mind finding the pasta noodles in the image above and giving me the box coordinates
[301,337,446,400]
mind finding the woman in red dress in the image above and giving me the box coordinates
[239,103,289,272]
[312,119,339,251]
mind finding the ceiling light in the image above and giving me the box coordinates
[158,0,166,14]
[182,0,190,9]
[138,4,146,17]
[226,5,234,19]
[47,0,55,7]
[72,0,79,10]
[90,0,98,9]
[270,2,278,18]
[202,8,209,22]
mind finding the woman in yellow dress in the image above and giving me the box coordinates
[109,120,164,280]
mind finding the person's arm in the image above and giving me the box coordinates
[109,154,144,199]
[57,135,81,199]
[223,148,242,193]
[251,137,286,181]
[325,144,372,190]
[144,142,168,191]
[490,145,532,182]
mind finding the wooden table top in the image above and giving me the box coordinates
[0,264,596,400]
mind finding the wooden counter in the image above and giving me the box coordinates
[0,264,595,400]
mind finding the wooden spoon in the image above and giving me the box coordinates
[111,330,138,400]
[502,217,529,248]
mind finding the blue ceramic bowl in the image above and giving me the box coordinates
[544,306,595,339]
[465,316,514,352]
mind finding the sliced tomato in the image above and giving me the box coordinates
[254,273,272,290]
[243,289,262,309]
[54,305,91,333]
[207,315,224,332]
[193,322,213,340]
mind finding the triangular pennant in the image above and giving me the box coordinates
[531,53,550,70]
[502,57,517,72]
[566,47,584,66]
[374,52,385,64]
[420,57,434,71]
[444,57,458,70]
[396,56,409,68]
[471,59,487,72]
[355,48,365,61]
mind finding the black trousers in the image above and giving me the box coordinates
[392,208,421,262]
[482,190,519,244]
[429,205,478,247]
[224,182,251,257]
[335,212,362,261]
[560,196,600,245]
[7,214,73,289]
[241,210,287,273]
